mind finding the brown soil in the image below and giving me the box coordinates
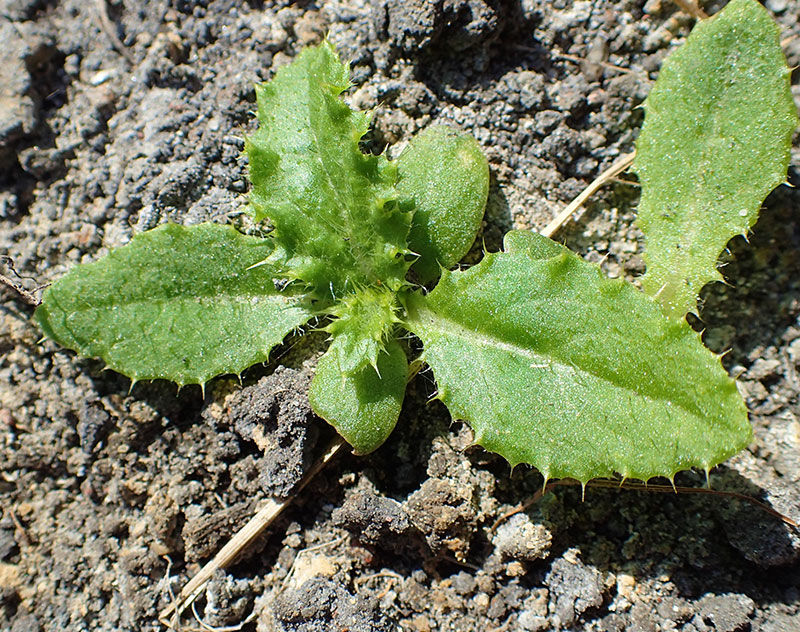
[2,1,800,630]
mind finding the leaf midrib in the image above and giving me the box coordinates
[50,287,300,314]
[406,295,703,419]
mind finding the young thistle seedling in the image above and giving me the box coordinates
[35,0,796,486]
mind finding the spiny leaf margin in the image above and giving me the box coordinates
[404,231,751,483]
[36,223,313,387]
[246,40,413,302]
[634,0,798,319]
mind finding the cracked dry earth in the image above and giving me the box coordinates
[2,0,800,631]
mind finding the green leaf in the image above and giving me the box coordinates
[323,286,402,375]
[634,0,798,319]
[309,339,408,455]
[397,126,489,283]
[246,41,412,301]
[310,286,406,453]
[36,224,313,387]
[404,231,751,483]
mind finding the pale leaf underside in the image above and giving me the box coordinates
[404,231,751,483]
[634,0,798,318]
[36,224,313,386]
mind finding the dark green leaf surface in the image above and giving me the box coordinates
[36,224,312,386]
[397,126,489,283]
[404,231,751,483]
[309,339,408,454]
[634,0,798,318]
[247,41,412,300]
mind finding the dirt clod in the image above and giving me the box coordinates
[492,512,552,562]
[695,593,755,632]
[546,553,605,628]
[333,482,413,547]
[271,577,391,632]
[225,367,317,499]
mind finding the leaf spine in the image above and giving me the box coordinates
[668,476,677,494]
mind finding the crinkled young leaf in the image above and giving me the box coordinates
[634,0,798,319]
[36,224,313,386]
[310,286,406,453]
[309,339,408,454]
[323,286,402,375]
[246,41,412,301]
[397,126,489,283]
[404,231,751,483]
